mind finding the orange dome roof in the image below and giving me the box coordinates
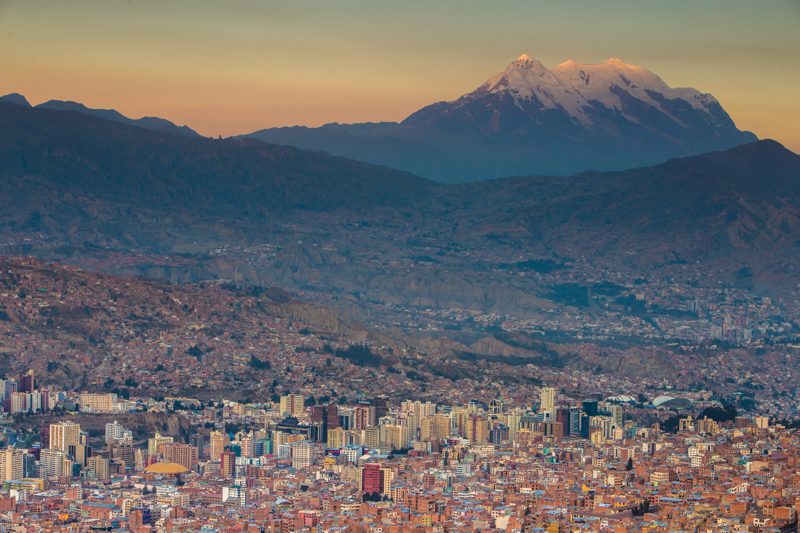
[144,462,189,474]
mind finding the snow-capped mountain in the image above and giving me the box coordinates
[244,55,757,182]
[472,54,717,126]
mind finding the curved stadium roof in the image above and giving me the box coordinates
[652,395,692,408]
[144,462,189,475]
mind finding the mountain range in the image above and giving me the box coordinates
[0,101,431,216]
[0,99,797,311]
[0,81,798,398]
[243,55,756,182]
[3,55,756,183]
[0,92,199,138]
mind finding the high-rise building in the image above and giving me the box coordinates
[363,427,381,450]
[290,440,315,469]
[540,387,557,418]
[400,400,436,420]
[190,434,206,459]
[0,448,24,481]
[147,432,173,456]
[353,404,376,430]
[420,414,451,441]
[110,444,136,471]
[556,408,571,436]
[327,427,346,449]
[239,435,254,458]
[18,370,35,393]
[209,430,229,462]
[279,394,306,418]
[310,404,339,442]
[87,456,110,481]
[370,398,389,420]
[488,399,504,415]
[40,389,51,412]
[0,378,17,402]
[79,393,116,413]
[50,422,82,452]
[162,443,198,470]
[105,421,125,446]
[489,424,510,444]
[569,407,583,436]
[134,448,145,472]
[379,424,408,451]
[360,462,384,495]
[220,449,236,478]
[582,400,599,417]
[40,448,67,480]
[610,405,624,429]
[9,392,28,414]
[67,443,91,467]
[466,415,489,444]
[380,466,395,497]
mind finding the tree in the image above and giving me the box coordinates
[699,404,737,423]
[626,457,634,471]
[248,355,271,370]
[186,345,203,361]
[632,500,651,516]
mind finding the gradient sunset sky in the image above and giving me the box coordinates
[2,0,799,150]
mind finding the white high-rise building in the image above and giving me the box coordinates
[290,441,315,469]
[0,448,25,481]
[40,448,66,480]
[540,387,557,418]
[105,421,125,445]
[50,422,82,452]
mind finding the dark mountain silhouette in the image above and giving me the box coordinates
[455,140,800,262]
[0,93,31,107]
[0,102,435,217]
[34,98,202,138]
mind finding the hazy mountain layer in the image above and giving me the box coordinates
[244,55,756,182]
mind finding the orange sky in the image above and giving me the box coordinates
[1,0,799,150]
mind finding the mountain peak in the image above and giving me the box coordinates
[471,54,730,127]
[604,57,627,66]
[0,93,32,107]
[505,53,547,71]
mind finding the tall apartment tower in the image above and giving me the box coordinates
[18,370,35,393]
[540,387,557,418]
[209,430,229,462]
[50,422,82,452]
[279,394,306,418]
[220,449,236,478]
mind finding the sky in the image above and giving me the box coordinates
[1,0,799,150]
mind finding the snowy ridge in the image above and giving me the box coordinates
[470,54,718,126]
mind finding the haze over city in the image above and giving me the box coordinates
[1,1,800,531]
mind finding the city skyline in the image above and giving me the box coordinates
[2,0,799,150]
[1,2,800,528]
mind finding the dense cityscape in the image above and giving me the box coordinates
[2,2,800,531]
[1,369,798,531]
